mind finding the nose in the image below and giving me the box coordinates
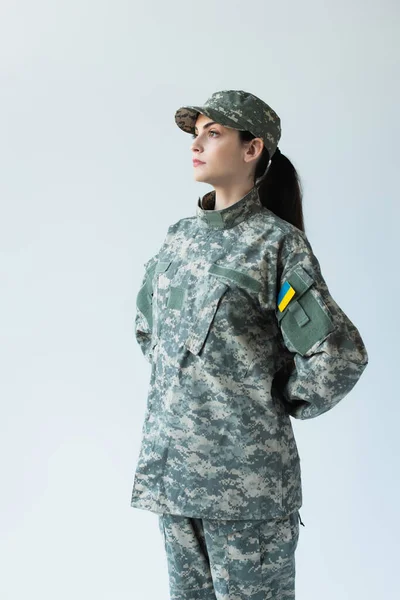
[191,137,202,152]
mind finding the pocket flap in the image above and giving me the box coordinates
[277,265,315,323]
[208,263,261,293]
[288,265,314,295]
[185,281,229,355]
[217,518,265,537]
[155,259,172,273]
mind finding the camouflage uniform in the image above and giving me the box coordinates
[130,90,368,598]
[158,510,301,600]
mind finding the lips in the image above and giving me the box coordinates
[193,160,205,165]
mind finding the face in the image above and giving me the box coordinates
[191,113,263,187]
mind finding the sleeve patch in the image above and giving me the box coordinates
[277,281,296,312]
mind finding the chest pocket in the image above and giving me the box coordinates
[184,278,229,355]
[207,263,262,294]
[155,260,187,301]
[154,258,188,337]
[183,262,261,357]
[154,259,175,336]
[154,260,173,274]
[276,264,335,356]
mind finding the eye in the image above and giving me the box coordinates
[191,130,219,139]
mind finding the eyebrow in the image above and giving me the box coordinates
[194,121,219,133]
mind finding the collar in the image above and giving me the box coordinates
[196,185,263,229]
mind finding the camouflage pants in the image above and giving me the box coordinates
[158,510,302,600]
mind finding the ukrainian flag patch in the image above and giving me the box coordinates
[277,280,296,312]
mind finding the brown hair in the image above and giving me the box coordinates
[238,130,305,232]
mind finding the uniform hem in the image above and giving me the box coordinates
[130,496,303,520]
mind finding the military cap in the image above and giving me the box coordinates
[175,89,281,158]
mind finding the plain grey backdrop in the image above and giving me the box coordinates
[1,1,399,598]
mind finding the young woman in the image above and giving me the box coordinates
[130,89,368,599]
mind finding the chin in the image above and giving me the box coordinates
[193,173,208,182]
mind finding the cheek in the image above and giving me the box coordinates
[210,146,239,169]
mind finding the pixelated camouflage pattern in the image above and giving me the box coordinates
[158,510,300,599]
[175,89,281,158]
[130,185,368,520]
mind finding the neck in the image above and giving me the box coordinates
[212,183,255,211]
[197,185,263,230]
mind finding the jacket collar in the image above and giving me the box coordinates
[196,185,263,229]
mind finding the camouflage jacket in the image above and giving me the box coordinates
[130,185,368,520]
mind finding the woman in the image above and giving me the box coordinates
[130,90,368,599]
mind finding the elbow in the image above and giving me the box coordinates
[284,355,368,420]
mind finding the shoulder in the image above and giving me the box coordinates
[251,207,313,257]
[165,216,196,239]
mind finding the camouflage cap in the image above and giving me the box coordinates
[174,89,281,158]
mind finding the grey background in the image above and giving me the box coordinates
[1,1,398,598]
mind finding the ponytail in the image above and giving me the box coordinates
[238,131,305,232]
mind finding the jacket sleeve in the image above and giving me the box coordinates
[134,225,173,362]
[272,231,368,420]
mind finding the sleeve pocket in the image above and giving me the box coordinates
[277,265,335,356]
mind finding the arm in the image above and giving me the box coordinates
[273,232,368,420]
[134,225,174,362]
[134,254,159,362]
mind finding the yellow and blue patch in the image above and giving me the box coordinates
[277,280,296,312]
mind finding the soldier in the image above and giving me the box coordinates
[130,90,368,599]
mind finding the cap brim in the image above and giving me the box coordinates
[174,105,247,134]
